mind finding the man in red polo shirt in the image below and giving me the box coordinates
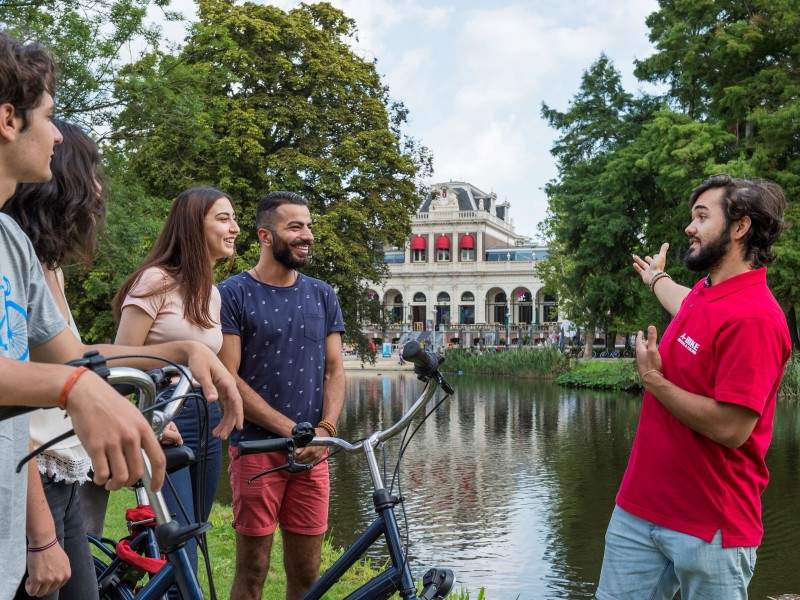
[596,175,792,600]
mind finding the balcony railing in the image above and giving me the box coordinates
[413,210,513,228]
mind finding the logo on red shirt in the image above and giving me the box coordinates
[677,332,700,355]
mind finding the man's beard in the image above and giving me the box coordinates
[272,232,311,269]
[683,226,731,272]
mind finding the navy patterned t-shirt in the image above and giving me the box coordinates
[219,272,345,445]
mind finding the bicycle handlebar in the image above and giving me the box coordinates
[238,437,294,455]
[234,342,447,460]
[401,340,441,375]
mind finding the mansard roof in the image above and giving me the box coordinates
[418,181,493,213]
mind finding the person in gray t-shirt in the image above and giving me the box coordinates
[0,213,67,598]
[0,32,243,598]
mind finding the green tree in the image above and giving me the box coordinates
[539,56,654,350]
[109,0,431,353]
[0,0,178,133]
[634,0,800,346]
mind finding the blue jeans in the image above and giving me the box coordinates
[161,397,222,586]
[596,506,757,600]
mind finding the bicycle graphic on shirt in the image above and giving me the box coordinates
[0,275,29,360]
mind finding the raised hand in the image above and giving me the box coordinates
[635,325,663,383]
[632,242,669,286]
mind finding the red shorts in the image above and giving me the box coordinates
[228,445,330,537]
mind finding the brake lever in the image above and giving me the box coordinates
[248,444,313,482]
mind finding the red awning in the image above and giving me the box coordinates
[410,235,426,250]
[460,234,475,249]
[435,235,451,250]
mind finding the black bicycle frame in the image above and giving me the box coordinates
[302,489,417,600]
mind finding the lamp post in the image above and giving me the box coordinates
[505,302,510,347]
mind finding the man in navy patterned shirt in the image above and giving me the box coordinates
[219,191,345,600]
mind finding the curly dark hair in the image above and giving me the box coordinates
[3,119,107,268]
[689,174,788,268]
[0,32,56,129]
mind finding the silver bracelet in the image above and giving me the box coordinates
[640,368,662,381]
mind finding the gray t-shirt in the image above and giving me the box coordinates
[0,213,65,598]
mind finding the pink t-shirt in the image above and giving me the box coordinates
[121,267,223,354]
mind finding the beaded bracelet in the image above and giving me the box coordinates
[649,271,672,293]
[317,419,337,437]
[27,537,58,553]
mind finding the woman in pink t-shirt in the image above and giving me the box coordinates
[112,187,240,584]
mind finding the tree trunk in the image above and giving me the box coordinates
[584,324,594,357]
[606,329,616,352]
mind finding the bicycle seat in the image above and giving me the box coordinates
[164,445,196,474]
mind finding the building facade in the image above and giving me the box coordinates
[367,181,558,348]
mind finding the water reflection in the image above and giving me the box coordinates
[219,373,800,599]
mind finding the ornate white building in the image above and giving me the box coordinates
[367,181,558,347]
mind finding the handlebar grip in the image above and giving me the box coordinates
[237,438,292,456]
[401,341,440,374]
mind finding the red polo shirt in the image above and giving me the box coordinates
[617,268,791,547]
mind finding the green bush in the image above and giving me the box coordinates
[556,359,641,391]
[443,347,568,378]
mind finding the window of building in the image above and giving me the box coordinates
[459,291,475,325]
[436,248,451,261]
[460,248,475,261]
[459,305,475,325]
[413,292,426,303]
[412,249,427,262]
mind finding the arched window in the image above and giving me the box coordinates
[435,292,450,327]
[383,290,404,324]
[459,291,475,325]
[511,287,533,324]
[413,292,426,303]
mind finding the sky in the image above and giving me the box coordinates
[152,0,661,239]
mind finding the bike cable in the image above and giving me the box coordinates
[14,392,204,473]
[389,391,452,580]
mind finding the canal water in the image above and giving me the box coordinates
[219,372,800,599]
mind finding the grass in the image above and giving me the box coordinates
[98,491,484,598]
[442,346,567,379]
[556,359,641,391]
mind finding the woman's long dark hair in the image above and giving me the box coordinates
[3,119,107,268]
[112,187,231,329]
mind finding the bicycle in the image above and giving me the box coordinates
[0,353,212,600]
[236,340,456,600]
